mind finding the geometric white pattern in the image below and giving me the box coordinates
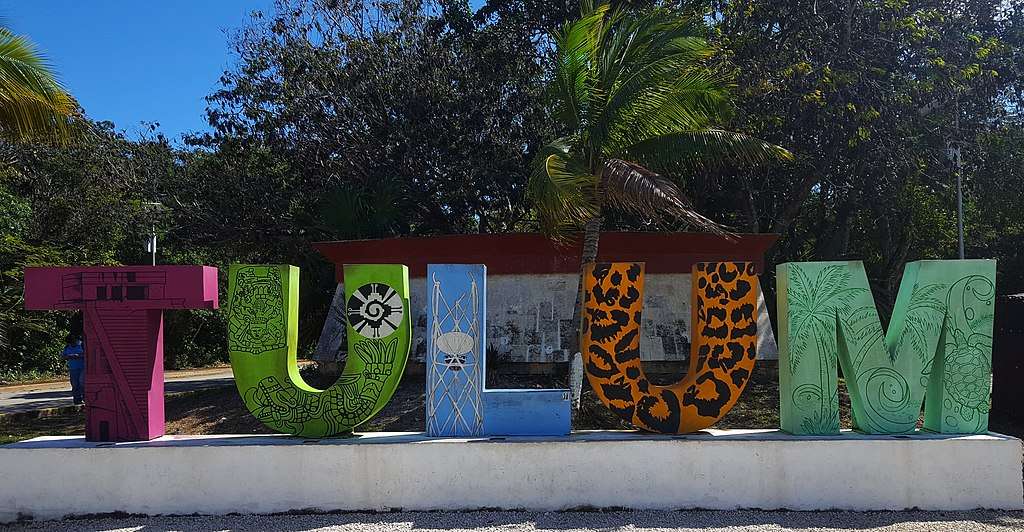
[426,270,484,436]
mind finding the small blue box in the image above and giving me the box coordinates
[483,389,571,436]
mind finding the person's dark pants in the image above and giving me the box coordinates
[69,367,85,404]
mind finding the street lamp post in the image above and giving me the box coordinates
[141,202,165,266]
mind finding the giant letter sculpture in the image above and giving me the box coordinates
[778,260,995,435]
[24,266,219,441]
[426,264,570,437]
[227,264,410,437]
[426,264,484,436]
[581,262,760,433]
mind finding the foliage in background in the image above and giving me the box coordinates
[702,0,1024,315]
[529,2,789,238]
[0,0,555,380]
[0,121,151,379]
[528,0,790,354]
[0,0,1021,382]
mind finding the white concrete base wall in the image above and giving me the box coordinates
[1,430,1020,522]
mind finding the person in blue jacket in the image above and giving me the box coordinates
[61,334,86,405]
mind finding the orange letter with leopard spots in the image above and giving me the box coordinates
[581,262,759,433]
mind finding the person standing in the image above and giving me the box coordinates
[61,334,86,405]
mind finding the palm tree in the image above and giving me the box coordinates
[528,2,791,356]
[0,25,77,349]
[0,26,78,143]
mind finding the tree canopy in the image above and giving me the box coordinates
[0,0,1021,380]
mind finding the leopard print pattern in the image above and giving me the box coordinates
[581,261,760,433]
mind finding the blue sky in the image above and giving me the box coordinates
[1,1,275,142]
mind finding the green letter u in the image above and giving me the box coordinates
[227,264,411,437]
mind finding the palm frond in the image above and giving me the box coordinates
[604,70,734,153]
[812,265,849,302]
[601,158,725,235]
[549,3,611,133]
[0,27,79,143]
[598,8,706,92]
[531,2,791,239]
[621,129,792,172]
[528,139,600,240]
[595,11,719,146]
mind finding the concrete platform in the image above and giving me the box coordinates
[1,430,1021,522]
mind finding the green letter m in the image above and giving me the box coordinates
[777,260,995,435]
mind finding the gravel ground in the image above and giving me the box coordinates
[4,510,1024,532]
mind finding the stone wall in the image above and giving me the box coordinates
[315,272,778,364]
[5,431,1021,521]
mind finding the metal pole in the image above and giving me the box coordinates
[142,202,163,266]
[955,150,965,259]
[951,96,965,260]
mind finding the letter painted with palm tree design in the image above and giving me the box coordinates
[227,264,410,437]
[778,260,995,435]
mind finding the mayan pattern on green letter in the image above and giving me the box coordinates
[227,264,411,437]
[778,260,995,435]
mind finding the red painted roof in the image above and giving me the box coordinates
[314,232,777,281]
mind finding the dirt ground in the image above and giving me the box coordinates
[2,362,1020,443]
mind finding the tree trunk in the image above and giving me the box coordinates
[568,215,602,358]
[815,194,855,259]
[568,215,602,422]
[768,2,857,242]
[739,175,761,233]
